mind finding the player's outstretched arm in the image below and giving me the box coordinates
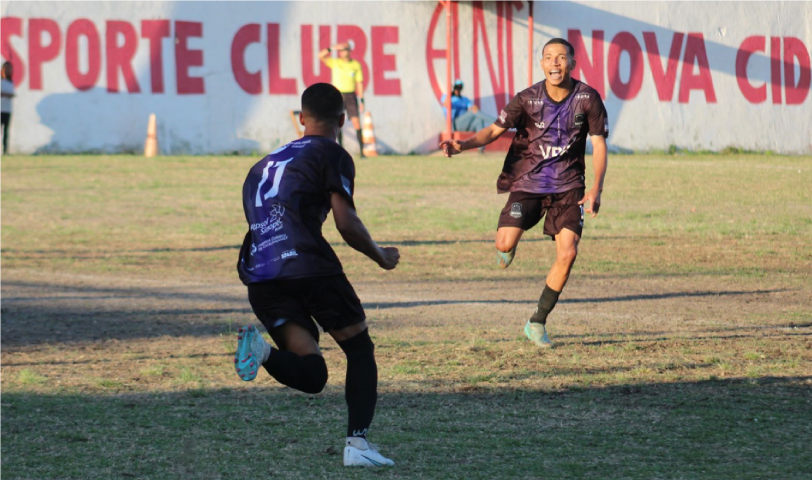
[439,123,506,157]
[578,134,608,218]
[331,192,400,270]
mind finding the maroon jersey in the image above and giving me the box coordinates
[238,136,355,284]
[493,79,608,194]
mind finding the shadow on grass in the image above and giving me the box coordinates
[2,377,811,480]
[0,276,797,348]
[0,234,656,260]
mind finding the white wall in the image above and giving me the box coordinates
[1,1,810,155]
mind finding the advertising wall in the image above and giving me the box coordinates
[1,1,810,155]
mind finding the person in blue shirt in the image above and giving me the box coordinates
[441,79,494,132]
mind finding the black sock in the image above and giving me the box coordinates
[337,328,377,439]
[262,350,328,394]
[356,130,366,157]
[529,284,561,325]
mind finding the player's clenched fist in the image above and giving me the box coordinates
[376,246,400,270]
[439,139,462,157]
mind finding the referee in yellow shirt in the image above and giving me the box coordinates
[319,42,366,157]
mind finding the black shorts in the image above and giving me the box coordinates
[247,274,366,346]
[342,92,359,119]
[497,188,585,239]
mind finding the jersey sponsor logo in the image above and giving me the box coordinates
[255,234,288,253]
[250,243,257,256]
[535,121,545,129]
[498,110,507,124]
[574,93,590,100]
[250,204,286,235]
[527,99,544,105]
[291,139,311,148]
[539,144,571,159]
[510,202,522,218]
[281,249,298,259]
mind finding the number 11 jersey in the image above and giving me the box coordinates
[238,136,356,284]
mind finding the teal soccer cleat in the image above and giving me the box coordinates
[496,247,516,269]
[524,320,553,348]
[234,325,268,381]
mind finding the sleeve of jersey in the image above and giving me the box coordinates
[493,93,523,129]
[326,152,356,208]
[587,96,609,137]
[354,61,364,84]
[322,57,335,67]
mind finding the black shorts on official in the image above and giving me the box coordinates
[497,188,585,239]
[342,92,360,119]
[247,274,365,347]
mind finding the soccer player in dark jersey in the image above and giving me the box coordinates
[235,83,400,467]
[440,38,608,348]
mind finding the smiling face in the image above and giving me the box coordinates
[541,43,574,87]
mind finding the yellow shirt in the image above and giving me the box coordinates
[322,58,363,94]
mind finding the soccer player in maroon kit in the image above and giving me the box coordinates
[235,83,399,466]
[440,38,609,348]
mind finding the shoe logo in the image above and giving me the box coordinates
[361,454,382,466]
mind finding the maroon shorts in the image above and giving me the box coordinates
[342,93,360,119]
[247,274,365,346]
[497,188,585,239]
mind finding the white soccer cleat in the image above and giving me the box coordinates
[343,437,395,467]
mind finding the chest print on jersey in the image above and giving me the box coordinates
[574,113,585,127]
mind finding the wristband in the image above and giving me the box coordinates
[326,47,331,53]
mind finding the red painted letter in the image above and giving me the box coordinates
[678,33,716,103]
[29,18,61,90]
[267,23,296,95]
[175,21,204,94]
[106,21,140,93]
[141,20,170,94]
[608,32,643,100]
[337,25,369,91]
[568,29,605,99]
[736,36,766,104]
[644,31,683,102]
[301,25,331,87]
[770,36,782,104]
[371,26,400,96]
[232,24,262,94]
[783,37,811,105]
[65,19,101,91]
[1,17,26,87]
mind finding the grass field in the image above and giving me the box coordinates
[2,152,811,479]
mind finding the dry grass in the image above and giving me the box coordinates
[2,153,811,479]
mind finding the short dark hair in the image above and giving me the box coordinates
[543,38,575,58]
[301,83,344,124]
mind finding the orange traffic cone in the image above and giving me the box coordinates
[361,111,378,157]
[144,113,158,157]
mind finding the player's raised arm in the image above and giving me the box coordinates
[331,192,400,270]
[439,123,507,157]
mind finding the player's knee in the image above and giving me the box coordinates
[495,239,515,253]
[301,354,328,394]
[558,246,578,265]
